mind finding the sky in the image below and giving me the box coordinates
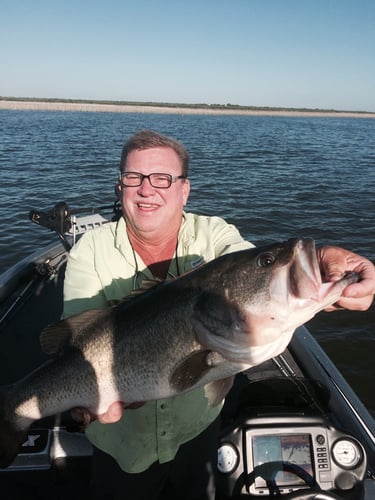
[1,0,375,112]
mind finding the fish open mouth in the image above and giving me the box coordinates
[290,239,322,300]
[290,238,360,304]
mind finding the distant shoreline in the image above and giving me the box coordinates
[1,99,374,118]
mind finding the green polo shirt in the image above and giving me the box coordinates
[63,212,253,472]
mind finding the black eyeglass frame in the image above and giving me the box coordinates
[119,171,187,189]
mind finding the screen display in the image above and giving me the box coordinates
[252,434,313,487]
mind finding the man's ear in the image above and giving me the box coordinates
[115,181,122,198]
[182,179,190,206]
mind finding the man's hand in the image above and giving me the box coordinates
[317,246,375,311]
[71,401,144,426]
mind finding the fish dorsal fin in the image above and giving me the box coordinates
[40,309,103,354]
[120,278,163,303]
[40,279,162,354]
[204,377,234,407]
[107,279,164,307]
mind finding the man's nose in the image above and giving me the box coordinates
[137,176,155,195]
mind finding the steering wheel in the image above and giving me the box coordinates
[243,461,342,499]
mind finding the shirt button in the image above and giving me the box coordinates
[160,431,166,437]
[160,403,167,410]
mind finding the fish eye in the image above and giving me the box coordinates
[257,252,275,267]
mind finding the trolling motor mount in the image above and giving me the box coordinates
[29,201,72,234]
[29,202,72,250]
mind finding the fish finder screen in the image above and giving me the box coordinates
[252,434,313,487]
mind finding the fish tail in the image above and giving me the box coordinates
[0,389,28,468]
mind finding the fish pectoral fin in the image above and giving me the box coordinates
[204,377,235,407]
[206,351,227,366]
[40,309,104,354]
[169,350,213,392]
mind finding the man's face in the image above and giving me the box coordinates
[118,147,190,239]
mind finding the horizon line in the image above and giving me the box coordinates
[1,96,374,118]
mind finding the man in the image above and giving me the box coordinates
[63,130,375,499]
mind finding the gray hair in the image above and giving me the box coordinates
[119,130,189,177]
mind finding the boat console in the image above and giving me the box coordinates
[217,414,366,497]
[216,366,374,499]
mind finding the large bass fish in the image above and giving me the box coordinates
[0,238,358,468]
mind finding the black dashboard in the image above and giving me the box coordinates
[217,414,366,497]
[216,364,371,499]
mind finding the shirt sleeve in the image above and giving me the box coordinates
[62,231,108,318]
[205,215,254,257]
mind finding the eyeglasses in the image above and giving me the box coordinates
[119,172,186,189]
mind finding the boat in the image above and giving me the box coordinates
[0,201,374,500]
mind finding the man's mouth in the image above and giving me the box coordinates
[137,202,160,210]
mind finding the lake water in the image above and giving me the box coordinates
[0,109,374,415]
